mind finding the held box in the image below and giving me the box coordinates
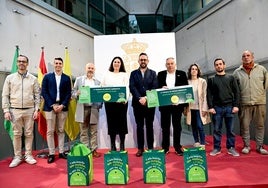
[146,85,194,108]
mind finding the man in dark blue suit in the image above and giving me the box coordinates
[157,57,188,155]
[42,57,72,163]
[129,52,158,157]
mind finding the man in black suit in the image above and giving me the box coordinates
[157,57,188,155]
[129,52,158,157]
[42,57,72,163]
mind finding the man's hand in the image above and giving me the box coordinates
[139,97,147,106]
[208,108,216,114]
[4,112,12,121]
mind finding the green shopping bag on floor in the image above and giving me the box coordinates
[104,151,129,184]
[183,147,208,182]
[143,149,166,184]
[67,142,93,186]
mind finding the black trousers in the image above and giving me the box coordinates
[160,105,184,151]
[133,105,156,150]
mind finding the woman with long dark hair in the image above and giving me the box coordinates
[102,56,129,151]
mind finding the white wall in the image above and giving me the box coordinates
[175,0,268,73]
[0,0,96,77]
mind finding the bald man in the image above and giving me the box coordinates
[233,50,268,155]
[72,63,102,158]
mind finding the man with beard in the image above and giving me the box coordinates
[2,55,40,167]
[129,52,158,157]
[207,58,240,157]
[72,63,102,157]
[233,50,268,155]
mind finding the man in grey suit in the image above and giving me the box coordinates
[72,63,102,158]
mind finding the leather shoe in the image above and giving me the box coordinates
[135,149,144,157]
[92,150,101,158]
[59,153,67,159]
[175,148,183,156]
[47,155,55,163]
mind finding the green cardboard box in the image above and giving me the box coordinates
[183,147,208,182]
[67,142,93,186]
[146,85,194,108]
[104,151,129,184]
[143,150,166,184]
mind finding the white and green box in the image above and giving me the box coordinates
[146,85,194,108]
[67,142,93,186]
[183,147,208,182]
[143,150,166,184]
[104,151,129,184]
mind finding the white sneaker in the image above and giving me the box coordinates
[9,156,22,168]
[257,146,268,155]
[228,147,240,157]
[241,147,251,154]
[25,155,37,165]
[193,142,200,147]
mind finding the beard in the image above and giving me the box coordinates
[140,63,147,69]
[216,68,224,73]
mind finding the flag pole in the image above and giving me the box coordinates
[36,46,49,158]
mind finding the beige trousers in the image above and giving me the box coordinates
[11,108,35,158]
[239,104,266,148]
[45,111,67,155]
[79,106,98,151]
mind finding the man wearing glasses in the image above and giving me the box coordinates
[129,52,158,157]
[2,55,40,167]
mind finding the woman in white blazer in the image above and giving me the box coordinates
[185,63,211,148]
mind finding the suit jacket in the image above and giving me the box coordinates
[41,72,71,111]
[72,75,102,123]
[157,70,188,110]
[129,68,158,108]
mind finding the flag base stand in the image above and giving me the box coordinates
[36,150,49,158]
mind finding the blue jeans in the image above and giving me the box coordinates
[212,106,236,150]
[191,110,205,145]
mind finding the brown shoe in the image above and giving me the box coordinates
[92,150,101,158]
[135,149,144,157]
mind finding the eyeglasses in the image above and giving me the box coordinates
[139,59,148,62]
[17,60,27,63]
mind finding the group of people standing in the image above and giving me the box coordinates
[2,50,268,168]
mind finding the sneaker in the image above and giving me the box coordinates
[210,149,221,156]
[9,156,22,168]
[228,147,240,157]
[25,155,37,165]
[257,146,268,155]
[241,146,251,154]
[193,142,200,147]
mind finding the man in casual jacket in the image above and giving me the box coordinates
[233,50,268,155]
[2,55,40,167]
[72,63,102,158]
